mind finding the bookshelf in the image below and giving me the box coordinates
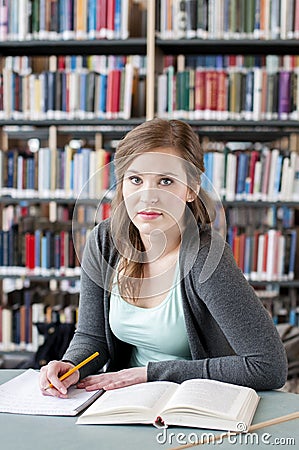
[152,0,299,330]
[1,0,299,356]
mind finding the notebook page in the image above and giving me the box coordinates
[0,369,102,416]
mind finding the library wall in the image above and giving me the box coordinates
[0,2,298,384]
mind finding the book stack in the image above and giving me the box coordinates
[156,0,299,40]
[157,54,299,121]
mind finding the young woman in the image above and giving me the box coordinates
[40,118,287,397]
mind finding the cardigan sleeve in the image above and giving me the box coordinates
[62,226,110,379]
[147,240,288,390]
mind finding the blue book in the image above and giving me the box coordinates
[244,71,254,117]
[243,236,252,277]
[46,230,52,269]
[288,230,297,280]
[41,235,47,270]
[80,72,87,114]
[236,152,249,199]
[114,0,121,39]
[6,151,15,188]
[273,154,283,199]
[24,289,32,344]
[98,73,107,116]
[82,148,91,196]
[0,230,3,266]
[202,153,209,191]
[34,229,41,269]
[54,234,60,270]
[88,0,97,38]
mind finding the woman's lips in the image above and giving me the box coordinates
[137,211,162,220]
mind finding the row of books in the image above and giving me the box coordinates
[0,0,146,41]
[157,54,299,121]
[202,146,299,202]
[0,287,79,352]
[259,294,299,326]
[225,205,296,231]
[228,227,298,281]
[1,55,146,120]
[0,200,111,274]
[156,0,299,40]
[0,146,116,199]
[2,286,299,352]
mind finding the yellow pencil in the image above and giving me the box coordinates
[44,351,100,390]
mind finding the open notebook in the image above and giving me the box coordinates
[0,369,103,416]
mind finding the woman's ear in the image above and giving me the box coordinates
[187,184,200,202]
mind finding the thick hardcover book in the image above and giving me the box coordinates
[77,378,259,432]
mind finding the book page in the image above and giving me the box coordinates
[0,369,103,416]
[79,381,177,419]
[162,379,253,419]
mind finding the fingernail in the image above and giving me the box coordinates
[60,387,67,394]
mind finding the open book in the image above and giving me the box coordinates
[0,369,103,416]
[77,378,260,432]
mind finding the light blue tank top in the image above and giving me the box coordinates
[109,266,192,367]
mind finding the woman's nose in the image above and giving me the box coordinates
[139,188,159,204]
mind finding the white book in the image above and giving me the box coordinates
[0,370,103,416]
[279,156,290,201]
[257,234,265,281]
[280,0,288,39]
[122,62,134,120]
[225,153,237,201]
[77,378,259,433]
[252,160,262,201]
[267,148,279,201]
[266,229,277,281]
[291,152,299,201]
[157,73,168,117]
[252,67,263,121]
[2,308,12,350]
[212,152,224,200]
[121,0,129,40]
[277,234,286,280]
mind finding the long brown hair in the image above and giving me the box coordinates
[110,118,215,301]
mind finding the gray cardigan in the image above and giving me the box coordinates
[63,219,288,390]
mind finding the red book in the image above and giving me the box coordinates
[106,70,121,118]
[25,233,35,270]
[238,233,246,272]
[60,230,65,271]
[217,70,227,114]
[96,0,107,38]
[106,0,115,39]
[195,70,205,113]
[262,233,269,277]
[233,235,240,268]
[102,202,111,220]
[248,151,260,194]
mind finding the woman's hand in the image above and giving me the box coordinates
[77,367,147,391]
[39,360,80,398]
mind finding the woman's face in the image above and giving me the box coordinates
[122,147,195,238]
